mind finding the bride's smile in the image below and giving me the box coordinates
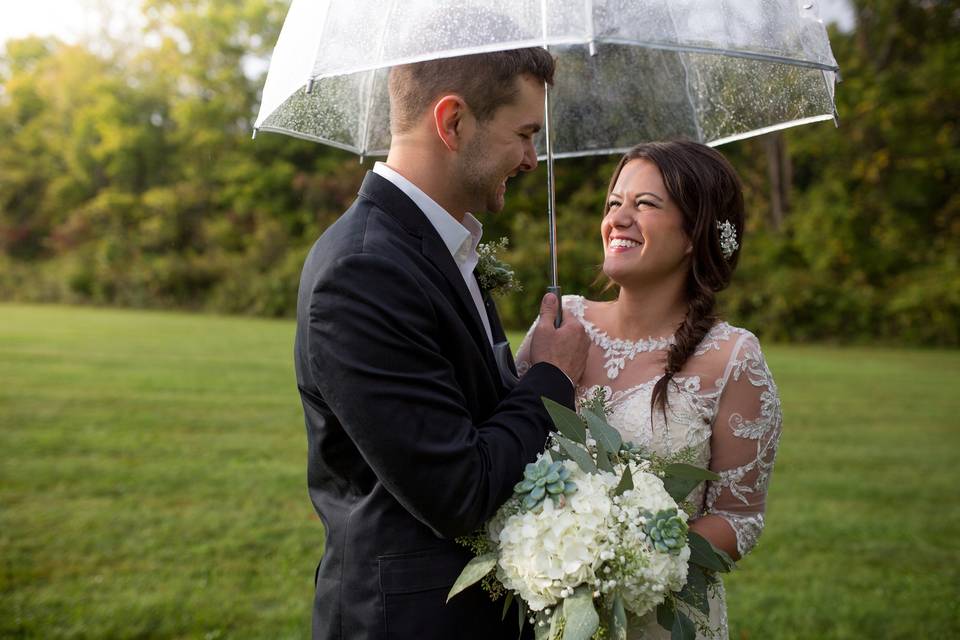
[601,159,692,287]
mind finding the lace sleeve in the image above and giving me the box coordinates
[704,332,783,558]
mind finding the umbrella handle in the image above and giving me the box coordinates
[548,285,562,328]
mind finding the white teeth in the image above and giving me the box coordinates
[609,238,641,249]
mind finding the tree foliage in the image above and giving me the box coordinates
[0,0,957,345]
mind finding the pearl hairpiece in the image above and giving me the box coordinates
[717,219,739,260]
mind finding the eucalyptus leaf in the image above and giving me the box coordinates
[446,553,497,602]
[688,531,735,573]
[595,437,615,472]
[677,564,710,616]
[656,598,675,631]
[582,408,623,453]
[662,476,700,504]
[663,463,720,482]
[613,465,634,497]
[713,545,736,570]
[549,605,563,639]
[501,592,515,621]
[543,397,586,445]
[556,434,598,474]
[610,592,628,640]
[534,612,552,640]
[702,532,735,571]
[517,598,525,639]
[562,584,600,640]
[671,609,696,640]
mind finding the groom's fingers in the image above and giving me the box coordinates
[531,292,588,385]
[539,292,558,326]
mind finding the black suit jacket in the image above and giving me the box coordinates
[294,171,574,640]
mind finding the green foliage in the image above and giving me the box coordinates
[561,584,600,640]
[445,553,498,603]
[687,532,736,574]
[0,0,364,317]
[1,1,958,345]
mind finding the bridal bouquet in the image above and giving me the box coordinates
[448,395,735,640]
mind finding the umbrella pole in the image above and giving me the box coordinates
[544,82,562,327]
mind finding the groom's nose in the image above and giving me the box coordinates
[519,138,538,173]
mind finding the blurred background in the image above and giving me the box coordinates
[1,1,958,638]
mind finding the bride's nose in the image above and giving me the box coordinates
[609,206,635,228]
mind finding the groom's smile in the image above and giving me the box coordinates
[458,74,545,214]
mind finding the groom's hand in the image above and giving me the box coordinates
[530,293,589,385]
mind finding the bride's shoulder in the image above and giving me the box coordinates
[561,294,602,317]
[561,295,614,328]
[560,294,586,311]
[697,321,763,356]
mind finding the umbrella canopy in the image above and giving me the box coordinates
[255,0,839,157]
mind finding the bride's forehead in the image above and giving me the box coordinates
[614,160,665,192]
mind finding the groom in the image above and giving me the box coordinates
[294,46,589,640]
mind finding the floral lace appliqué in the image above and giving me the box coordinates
[566,295,675,380]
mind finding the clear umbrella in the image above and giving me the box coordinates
[255,0,839,304]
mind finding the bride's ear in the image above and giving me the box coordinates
[434,95,469,152]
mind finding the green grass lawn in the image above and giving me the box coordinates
[1,304,958,639]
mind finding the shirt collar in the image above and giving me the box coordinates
[373,162,480,266]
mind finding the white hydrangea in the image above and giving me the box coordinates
[486,455,693,619]
[492,456,615,611]
[609,469,690,616]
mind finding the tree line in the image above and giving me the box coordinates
[1,0,957,345]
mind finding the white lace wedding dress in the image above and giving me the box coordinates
[517,295,783,639]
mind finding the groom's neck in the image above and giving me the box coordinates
[386,140,467,223]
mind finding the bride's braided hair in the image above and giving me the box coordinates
[602,141,745,416]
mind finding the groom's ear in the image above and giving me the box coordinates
[434,95,469,152]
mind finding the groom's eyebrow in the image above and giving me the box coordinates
[520,123,542,133]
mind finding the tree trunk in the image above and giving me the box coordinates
[765,132,791,231]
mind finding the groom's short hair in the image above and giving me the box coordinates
[388,47,555,134]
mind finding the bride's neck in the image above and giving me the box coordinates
[609,281,689,340]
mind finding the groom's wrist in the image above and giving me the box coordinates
[525,362,576,409]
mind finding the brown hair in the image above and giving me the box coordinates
[602,140,745,415]
[388,47,555,134]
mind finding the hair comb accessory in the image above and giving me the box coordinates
[717,219,739,260]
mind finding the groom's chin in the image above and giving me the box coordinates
[486,194,506,214]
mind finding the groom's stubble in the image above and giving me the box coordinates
[456,123,507,214]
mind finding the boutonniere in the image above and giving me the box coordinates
[476,237,522,296]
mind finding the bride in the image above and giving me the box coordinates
[517,140,782,639]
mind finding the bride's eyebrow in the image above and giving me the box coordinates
[609,191,664,201]
[635,191,664,201]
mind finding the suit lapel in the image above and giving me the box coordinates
[482,289,509,346]
[419,234,496,360]
[483,290,520,392]
[358,172,499,378]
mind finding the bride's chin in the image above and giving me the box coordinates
[601,267,628,289]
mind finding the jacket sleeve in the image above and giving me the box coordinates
[307,252,574,538]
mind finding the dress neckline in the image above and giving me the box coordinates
[567,295,676,348]
[566,295,676,380]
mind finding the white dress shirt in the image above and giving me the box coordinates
[372,162,494,346]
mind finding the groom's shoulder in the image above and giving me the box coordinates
[299,193,422,298]
[313,193,418,259]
